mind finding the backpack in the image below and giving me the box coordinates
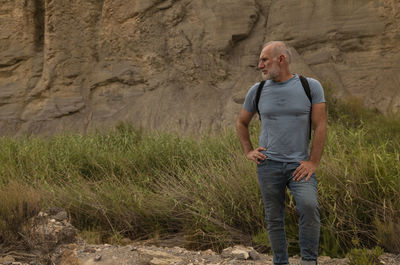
[254,75,312,139]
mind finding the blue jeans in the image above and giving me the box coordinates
[257,159,320,265]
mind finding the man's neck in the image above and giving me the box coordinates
[273,72,294,83]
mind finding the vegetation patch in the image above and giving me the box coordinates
[0,85,399,257]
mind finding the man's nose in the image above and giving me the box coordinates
[258,61,264,69]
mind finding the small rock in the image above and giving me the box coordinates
[29,262,36,265]
[222,246,251,260]
[202,249,216,255]
[38,211,47,217]
[11,262,22,265]
[221,247,233,258]
[53,210,68,221]
[231,249,249,260]
[94,254,102,261]
[249,250,260,260]
[46,207,64,215]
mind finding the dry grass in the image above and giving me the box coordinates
[0,87,399,257]
[0,181,42,244]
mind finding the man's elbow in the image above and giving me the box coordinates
[312,116,327,130]
[236,118,249,130]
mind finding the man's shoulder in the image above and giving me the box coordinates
[302,76,322,87]
[298,75,325,103]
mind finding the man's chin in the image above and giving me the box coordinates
[261,73,271,80]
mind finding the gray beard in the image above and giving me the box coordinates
[261,63,280,80]
[262,71,279,81]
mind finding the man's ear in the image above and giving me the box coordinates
[279,54,287,63]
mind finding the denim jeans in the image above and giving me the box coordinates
[257,159,320,265]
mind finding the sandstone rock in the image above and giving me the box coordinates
[21,210,77,254]
[231,249,250,260]
[0,0,399,135]
[221,245,256,260]
[249,250,260,260]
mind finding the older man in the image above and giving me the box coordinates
[236,41,327,265]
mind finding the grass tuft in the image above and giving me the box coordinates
[0,181,42,244]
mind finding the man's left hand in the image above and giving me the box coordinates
[292,161,317,182]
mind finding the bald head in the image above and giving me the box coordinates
[263,41,292,64]
[258,40,294,82]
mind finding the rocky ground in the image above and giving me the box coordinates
[0,209,399,265]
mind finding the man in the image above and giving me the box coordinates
[236,41,327,265]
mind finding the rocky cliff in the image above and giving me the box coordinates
[1,0,399,135]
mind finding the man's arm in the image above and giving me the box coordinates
[293,102,327,181]
[236,108,267,164]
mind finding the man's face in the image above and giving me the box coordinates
[258,46,280,81]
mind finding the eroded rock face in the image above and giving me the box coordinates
[1,0,399,135]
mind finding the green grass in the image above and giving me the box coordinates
[0,86,399,257]
[347,246,384,265]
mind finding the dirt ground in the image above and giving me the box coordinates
[2,241,400,265]
[1,209,399,265]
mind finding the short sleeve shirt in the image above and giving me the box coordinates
[243,74,325,162]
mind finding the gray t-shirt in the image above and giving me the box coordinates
[243,74,325,162]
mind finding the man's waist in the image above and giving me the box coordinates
[261,149,309,163]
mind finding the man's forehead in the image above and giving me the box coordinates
[259,46,272,58]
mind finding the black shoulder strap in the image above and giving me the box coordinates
[255,81,265,120]
[299,75,311,102]
[299,75,312,140]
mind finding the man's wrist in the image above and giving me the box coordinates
[308,158,319,166]
[245,150,254,156]
[243,146,254,155]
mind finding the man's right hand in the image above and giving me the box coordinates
[246,147,267,164]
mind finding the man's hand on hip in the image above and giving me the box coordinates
[246,147,267,164]
[293,160,317,181]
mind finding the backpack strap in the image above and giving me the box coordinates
[299,75,311,102]
[299,75,312,140]
[255,80,265,120]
